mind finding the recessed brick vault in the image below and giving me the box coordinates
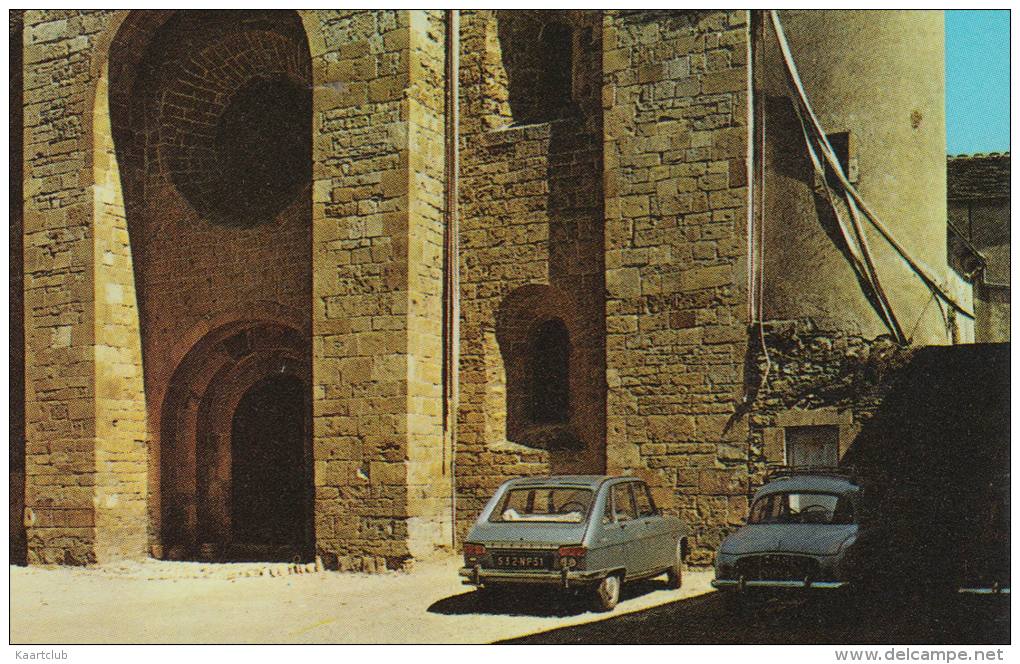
[20,9,454,569]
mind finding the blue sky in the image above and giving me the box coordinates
[945,10,1010,155]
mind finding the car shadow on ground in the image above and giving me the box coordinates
[498,589,1011,644]
[427,577,675,618]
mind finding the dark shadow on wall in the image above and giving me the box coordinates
[841,343,1010,591]
[543,15,606,475]
[546,112,606,471]
[491,11,608,475]
[10,9,27,567]
[496,12,575,126]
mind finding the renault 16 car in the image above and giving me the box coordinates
[460,475,690,611]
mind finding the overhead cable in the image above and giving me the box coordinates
[769,10,975,324]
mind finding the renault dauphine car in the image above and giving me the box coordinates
[460,475,690,611]
[712,467,860,596]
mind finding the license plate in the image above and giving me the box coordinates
[493,553,549,569]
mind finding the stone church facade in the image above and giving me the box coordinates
[11,10,967,569]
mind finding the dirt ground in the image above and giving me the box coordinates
[10,556,714,644]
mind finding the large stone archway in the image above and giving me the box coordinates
[106,10,316,562]
[21,9,452,568]
[159,321,311,561]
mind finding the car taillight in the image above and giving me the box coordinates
[558,546,587,568]
[463,543,486,557]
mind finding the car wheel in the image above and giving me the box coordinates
[666,539,684,589]
[593,573,622,612]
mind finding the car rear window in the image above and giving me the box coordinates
[490,487,593,524]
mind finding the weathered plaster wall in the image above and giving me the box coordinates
[974,284,1010,343]
[759,10,958,345]
[947,157,1010,344]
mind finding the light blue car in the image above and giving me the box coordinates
[460,475,690,611]
[712,467,860,595]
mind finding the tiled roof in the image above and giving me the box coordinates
[947,152,1010,200]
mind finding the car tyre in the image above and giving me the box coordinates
[666,540,684,589]
[593,573,622,612]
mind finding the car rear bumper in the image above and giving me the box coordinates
[459,565,609,589]
[712,578,848,590]
[958,585,1010,595]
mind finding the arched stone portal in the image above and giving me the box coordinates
[159,322,311,561]
[105,10,315,562]
[22,8,453,568]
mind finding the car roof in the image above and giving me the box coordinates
[503,475,632,490]
[754,474,860,498]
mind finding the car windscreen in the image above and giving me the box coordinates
[490,487,594,524]
[749,492,855,525]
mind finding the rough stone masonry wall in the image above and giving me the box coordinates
[404,10,452,557]
[454,10,606,539]
[602,10,751,563]
[743,319,920,517]
[21,9,149,564]
[311,10,448,570]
